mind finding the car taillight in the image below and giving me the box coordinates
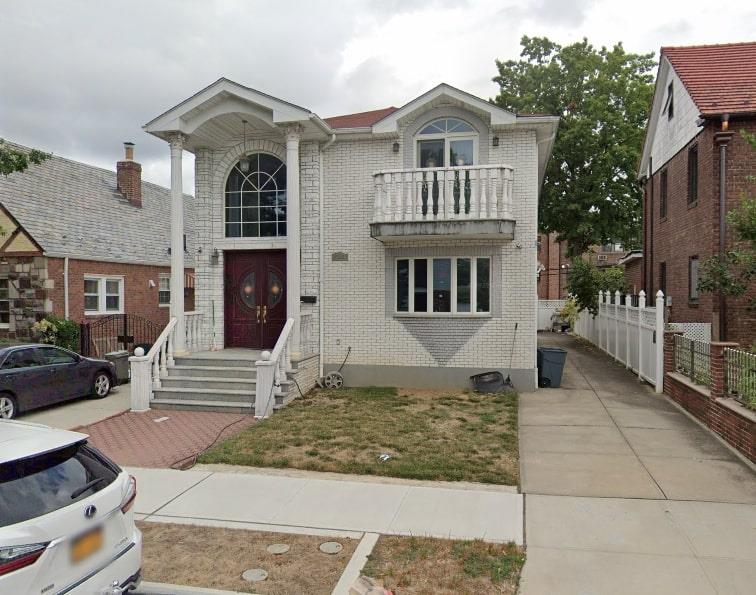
[0,543,48,576]
[120,475,137,514]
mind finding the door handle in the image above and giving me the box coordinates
[256,306,261,324]
[262,305,268,324]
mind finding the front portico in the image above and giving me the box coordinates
[144,78,332,359]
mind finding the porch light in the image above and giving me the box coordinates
[492,136,499,147]
[239,119,251,172]
[392,142,400,153]
[211,248,219,265]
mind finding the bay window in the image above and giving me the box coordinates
[396,257,490,315]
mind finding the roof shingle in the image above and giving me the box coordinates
[662,41,756,116]
[323,106,398,129]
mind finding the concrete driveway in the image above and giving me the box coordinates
[519,333,756,595]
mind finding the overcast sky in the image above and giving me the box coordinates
[1,0,754,192]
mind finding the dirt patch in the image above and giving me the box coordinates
[138,521,357,594]
[200,386,519,484]
[363,536,525,594]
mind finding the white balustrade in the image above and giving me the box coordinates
[128,317,177,411]
[184,311,203,351]
[372,165,514,223]
[255,318,294,419]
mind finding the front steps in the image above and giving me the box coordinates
[151,352,298,413]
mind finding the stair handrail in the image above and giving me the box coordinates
[128,317,177,411]
[255,317,294,418]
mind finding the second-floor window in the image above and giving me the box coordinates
[416,118,477,168]
[688,145,698,204]
[689,256,700,301]
[660,169,668,218]
[664,82,674,120]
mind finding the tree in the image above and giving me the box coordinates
[493,36,655,256]
[698,130,756,308]
[0,139,50,176]
[565,259,628,315]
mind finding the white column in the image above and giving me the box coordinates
[286,126,301,356]
[169,133,186,353]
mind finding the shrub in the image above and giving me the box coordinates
[32,315,80,352]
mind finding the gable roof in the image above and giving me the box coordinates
[324,107,398,130]
[0,142,193,266]
[661,42,756,116]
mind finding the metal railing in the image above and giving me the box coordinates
[725,347,756,409]
[674,334,711,387]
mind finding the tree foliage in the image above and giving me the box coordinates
[0,139,50,176]
[699,130,756,308]
[566,259,628,315]
[493,36,655,256]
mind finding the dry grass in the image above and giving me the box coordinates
[362,536,525,595]
[137,521,357,594]
[200,386,519,484]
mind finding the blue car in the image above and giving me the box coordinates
[0,344,116,419]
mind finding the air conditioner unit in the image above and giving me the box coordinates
[597,254,608,261]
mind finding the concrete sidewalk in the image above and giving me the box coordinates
[519,333,756,595]
[128,466,523,543]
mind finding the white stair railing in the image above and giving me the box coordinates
[128,317,177,411]
[255,317,294,418]
[184,311,203,351]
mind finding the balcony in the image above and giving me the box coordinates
[370,165,515,242]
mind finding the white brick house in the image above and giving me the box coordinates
[143,79,558,395]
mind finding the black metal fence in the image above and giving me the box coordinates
[674,334,711,387]
[79,314,161,358]
[725,347,756,410]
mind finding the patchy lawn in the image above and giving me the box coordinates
[362,535,525,594]
[138,521,357,594]
[200,386,519,484]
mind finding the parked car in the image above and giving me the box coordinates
[0,419,141,594]
[0,344,117,419]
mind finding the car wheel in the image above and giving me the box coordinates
[0,394,17,419]
[92,372,111,398]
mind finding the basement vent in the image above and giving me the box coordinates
[332,252,348,262]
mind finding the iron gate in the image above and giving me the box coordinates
[79,314,162,358]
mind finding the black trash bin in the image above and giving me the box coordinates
[537,347,567,388]
[470,371,506,393]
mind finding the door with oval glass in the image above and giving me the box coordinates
[224,250,286,349]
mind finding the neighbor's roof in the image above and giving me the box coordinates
[324,107,399,129]
[0,142,194,266]
[662,41,756,116]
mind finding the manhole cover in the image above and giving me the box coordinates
[319,541,343,554]
[242,568,268,582]
[266,543,290,555]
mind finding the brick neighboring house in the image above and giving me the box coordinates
[143,80,559,391]
[618,250,644,294]
[0,142,194,348]
[638,41,756,344]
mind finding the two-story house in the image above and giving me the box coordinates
[638,42,756,344]
[143,79,558,404]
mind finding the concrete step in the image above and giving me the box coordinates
[168,365,256,379]
[151,398,255,414]
[160,376,256,391]
[153,387,255,404]
[173,356,256,368]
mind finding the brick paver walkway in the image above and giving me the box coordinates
[76,410,256,468]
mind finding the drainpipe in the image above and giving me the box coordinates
[648,156,654,295]
[318,134,335,377]
[63,256,69,319]
[715,114,733,340]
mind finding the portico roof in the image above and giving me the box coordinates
[144,78,333,152]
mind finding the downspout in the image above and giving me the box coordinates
[648,156,654,295]
[63,256,69,319]
[318,134,335,377]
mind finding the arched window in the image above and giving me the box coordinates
[416,117,477,168]
[225,154,286,237]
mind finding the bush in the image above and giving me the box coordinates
[566,259,628,316]
[32,315,80,352]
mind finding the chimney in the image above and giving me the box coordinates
[117,141,142,207]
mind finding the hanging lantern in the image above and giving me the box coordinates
[239,119,250,173]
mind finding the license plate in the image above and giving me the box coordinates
[71,527,103,563]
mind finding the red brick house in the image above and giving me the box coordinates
[638,42,756,344]
[0,142,194,351]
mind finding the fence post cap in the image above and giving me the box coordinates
[639,289,646,296]
[656,290,664,299]
[261,350,271,361]
[710,341,740,348]
[614,290,621,297]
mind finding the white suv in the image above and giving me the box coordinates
[0,420,141,594]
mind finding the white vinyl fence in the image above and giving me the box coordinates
[573,290,665,392]
[538,299,567,331]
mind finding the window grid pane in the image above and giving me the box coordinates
[433,259,452,313]
[396,260,409,312]
[476,258,490,313]
[456,259,471,312]
[225,155,286,238]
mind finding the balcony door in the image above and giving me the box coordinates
[224,250,286,349]
[416,117,477,168]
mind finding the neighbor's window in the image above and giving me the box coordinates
[659,262,667,296]
[689,256,699,301]
[688,145,698,204]
[84,276,123,315]
[660,169,668,218]
[158,274,170,306]
[416,118,477,168]
[225,153,286,238]
[664,82,674,119]
[0,278,9,329]
[396,257,490,315]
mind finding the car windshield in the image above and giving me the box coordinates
[0,442,119,527]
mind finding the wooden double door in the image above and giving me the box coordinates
[224,250,286,349]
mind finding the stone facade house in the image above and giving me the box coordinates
[144,80,558,393]
[638,42,756,344]
[0,143,194,349]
